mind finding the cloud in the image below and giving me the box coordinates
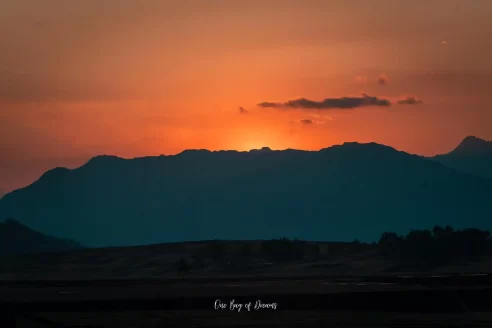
[377,75,388,85]
[239,106,248,114]
[257,94,391,110]
[257,101,279,108]
[397,96,424,105]
[300,119,313,124]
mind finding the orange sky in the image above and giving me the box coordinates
[1,0,492,192]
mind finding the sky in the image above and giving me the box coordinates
[1,0,492,192]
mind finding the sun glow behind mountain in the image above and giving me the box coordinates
[1,1,492,192]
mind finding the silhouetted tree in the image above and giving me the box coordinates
[432,225,445,238]
[445,225,454,234]
[378,232,404,257]
[176,257,191,273]
[378,232,401,245]
[378,225,491,266]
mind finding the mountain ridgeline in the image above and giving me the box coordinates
[433,136,492,178]
[0,137,491,247]
[0,218,83,256]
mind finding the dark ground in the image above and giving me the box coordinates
[3,276,492,327]
[2,239,492,280]
[2,240,492,326]
[9,311,492,327]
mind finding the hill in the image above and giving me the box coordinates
[0,141,491,247]
[1,227,492,280]
[0,218,83,256]
[433,136,492,178]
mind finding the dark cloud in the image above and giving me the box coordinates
[239,106,248,114]
[397,96,424,105]
[300,119,313,124]
[257,101,279,108]
[257,94,391,110]
[377,75,388,85]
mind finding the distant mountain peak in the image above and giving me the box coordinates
[433,136,492,179]
[39,167,71,180]
[0,218,84,256]
[462,136,488,145]
[324,141,399,153]
[85,155,124,165]
[178,149,211,155]
[451,136,492,156]
[2,217,23,226]
[1,218,40,236]
[249,147,273,153]
[1,138,492,247]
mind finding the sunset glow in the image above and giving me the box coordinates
[1,0,492,192]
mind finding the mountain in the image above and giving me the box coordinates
[0,142,492,247]
[0,218,83,256]
[0,188,5,199]
[433,136,492,178]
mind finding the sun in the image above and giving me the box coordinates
[241,141,270,151]
[236,132,274,151]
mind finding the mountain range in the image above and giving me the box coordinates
[0,136,491,247]
[433,136,492,178]
[0,218,83,256]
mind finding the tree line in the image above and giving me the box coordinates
[176,225,492,272]
[378,225,491,265]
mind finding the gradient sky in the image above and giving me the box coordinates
[1,0,492,192]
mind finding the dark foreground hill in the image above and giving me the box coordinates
[1,228,492,280]
[0,138,492,247]
[0,218,83,256]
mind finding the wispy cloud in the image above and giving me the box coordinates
[377,74,389,85]
[257,94,391,110]
[257,101,278,108]
[300,119,313,124]
[397,96,424,105]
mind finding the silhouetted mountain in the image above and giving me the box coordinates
[449,136,492,156]
[0,218,83,256]
[434,136,492,178]
[1,142,492,247]
[0,188,4,199]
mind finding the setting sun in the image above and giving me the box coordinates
[232,128,281,151]
[0,0,491,193]
[238,140,271,152]
[2,3,492,322]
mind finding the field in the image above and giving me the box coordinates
[3,240,492,326]
[3,278,492,327]
[2,239,492,281]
